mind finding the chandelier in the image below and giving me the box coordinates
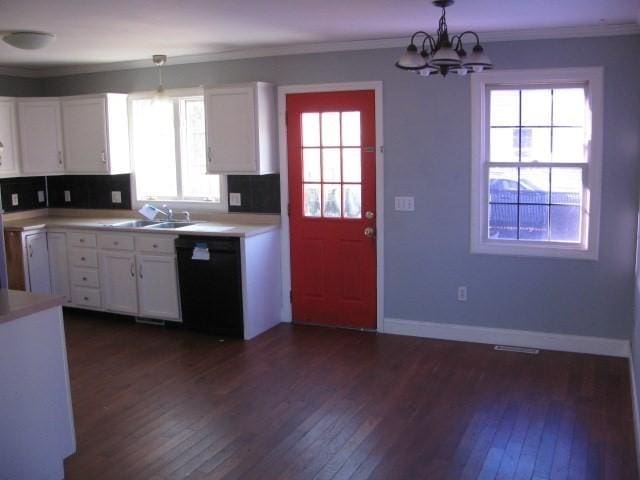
[395,0,493,77]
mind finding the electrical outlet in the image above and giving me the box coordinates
[11,193,18,206]
[457,286,467,302]
[229,192,242,206]
[37,190,45,203]
[111,191,122,204]
[394,196,415,211]
[64,190,71,202]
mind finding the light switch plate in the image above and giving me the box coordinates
[394,196,415,211]
[11,193,18,206]
[229,192,242,206]
[111,191,122,204]
[64,190,71,203]
[37,190,45,203]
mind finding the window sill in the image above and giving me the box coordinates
[470,238,598,260]
[133,199,228,213]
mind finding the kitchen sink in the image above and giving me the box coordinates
[144,222,200,229]
[111,220,163,228]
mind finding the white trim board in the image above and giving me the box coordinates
[5,22,639,79]
[384,317,631,358]
[629,356,640,473]
[277,81,385,332]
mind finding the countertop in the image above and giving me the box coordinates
[4,215,280,238]
[0,289,64,325]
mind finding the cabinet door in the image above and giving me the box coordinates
[47,233,71,304]
[100,251,138,314]
[25,232,51,294]
[137,254,180,321]
[0,100,20,176]
[17,99,64,175]
[62,97,109,174]
[205,87,256,174]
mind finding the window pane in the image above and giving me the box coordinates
[181,99,219,201]
[520,127,551,163]
[490,90,519,126]
[489,167,518,203]
[519,205,549,241]
[490,128,519,163]
[323,184,341,217]
[521,89,551,126]
[489,204,517,239]
[341,111,361,146]
[550,206,581,242]
[519,167,549,204]
[303,184,321,217]
[552,127,585,163]
[553,88,585,127]
[551,168,582,206]
[303,148,321,182]
[302,113,320,147]
[343,148,361,182]
[321,112,340,147]
[343,184,361,218]
[132,99,178,199]
[322,148,341,182]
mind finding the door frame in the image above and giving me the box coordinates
[277,81,384,332]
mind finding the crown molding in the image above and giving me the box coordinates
[2,22,638,79]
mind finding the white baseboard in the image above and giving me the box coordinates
[630,356,640,471]
[383,317,630,358]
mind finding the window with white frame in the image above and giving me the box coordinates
[130,91,222,205]
[470,68,603,259]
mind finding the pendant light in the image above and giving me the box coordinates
[395,0,492,77]
[151,54,170,105]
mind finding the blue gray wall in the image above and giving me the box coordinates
[36,34,640,339]
[0,75,43,96]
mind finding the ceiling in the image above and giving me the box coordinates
[0,0,638,74]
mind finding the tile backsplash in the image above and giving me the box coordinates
[227,174,280,214]
[0,176,48,212]
[47,174,132,210]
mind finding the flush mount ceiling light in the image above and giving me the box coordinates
[395,0,492,77]
[2,31,56,50]
[151,54,170,105]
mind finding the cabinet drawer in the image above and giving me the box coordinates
[72,287,101,308]
[69,249,98,268]
[69,232,97,248]
[71,267,99,288]
[99,233,134,251]
[135,235,176,254]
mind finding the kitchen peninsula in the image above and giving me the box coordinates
[0,289,76,480]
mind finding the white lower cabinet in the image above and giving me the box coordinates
[100,250,138,315]
[137,254,180,320]
[47,232,71,304]
[25,232,51,294]
[97,232,180,322]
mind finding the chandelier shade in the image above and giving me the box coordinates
[395,0,493,77]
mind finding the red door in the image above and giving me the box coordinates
[287,90,377,329]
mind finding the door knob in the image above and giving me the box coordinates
[365,211,375,220]
[364,227,376,238]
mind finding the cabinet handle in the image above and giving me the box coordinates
[81,256,86,261]
[113,241,119,245]
[138,264,143,279]
[130,262,135,277]
[0,140,3,165]
[207,146,212,163]
[28,244,33,257]
[82,276,87,281]
[100,150,106,164]
[58,150,63,165]
[84,296,89,301]
[152,244,158,249]
[79,238,85,243]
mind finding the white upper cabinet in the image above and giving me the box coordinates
[204,82,277,175]
[17,98,65,175]
[61,94,130,174]
[0,98,20,177]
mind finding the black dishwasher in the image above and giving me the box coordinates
[175,236,243,337]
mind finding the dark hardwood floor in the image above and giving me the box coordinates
[62,310,638,480]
